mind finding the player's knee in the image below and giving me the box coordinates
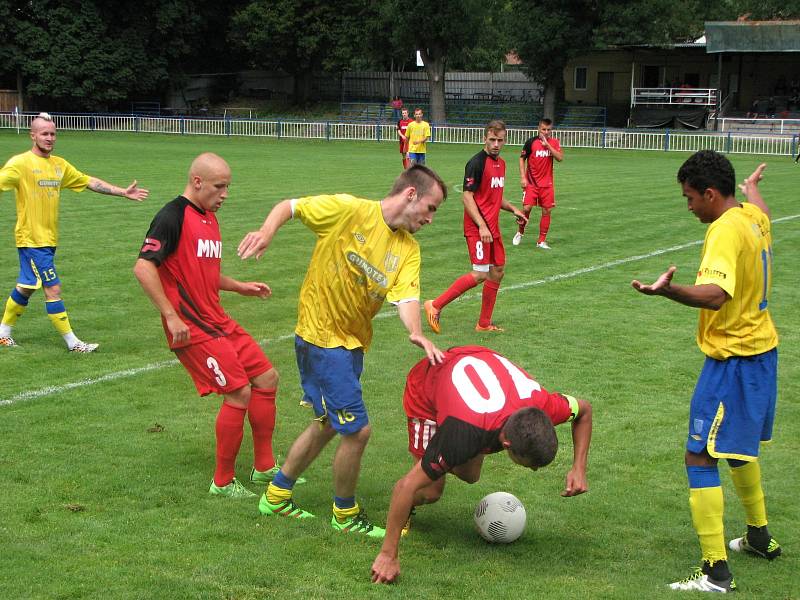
[685,449,716,466]
[254,367,279,389]
[472,270,488,282]
[43,284,61,300]
[224,385,251,408]
[418,486,444,505]
[15,285,34,298]
[489,266,505,282]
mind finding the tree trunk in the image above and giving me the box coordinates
[543,81,557,121]
[421,48,446,124]
[294,70,314,106]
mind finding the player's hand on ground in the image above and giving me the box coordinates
[739,163,767,197]
[409,333,445,365]
[125,180,149,201]
[478,223,493,244]
[631,266,677,295]
[371,553,399,584]
[237,231,269,259]
[562,467,588,497]
[238,282,271,299]
[166,314,190,344]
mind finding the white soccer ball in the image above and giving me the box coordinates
[473,491,527,543]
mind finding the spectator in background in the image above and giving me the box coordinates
[405,108,432,166]
[397,108,413,170]
[391,96,404,121]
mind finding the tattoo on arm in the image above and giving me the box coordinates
[88,179,117,195]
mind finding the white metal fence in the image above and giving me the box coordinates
[2,111,797,156]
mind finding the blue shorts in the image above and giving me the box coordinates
[686,348,777,461]
[408,152,426,165]
[295,335,367,434]
[17,247,60,289]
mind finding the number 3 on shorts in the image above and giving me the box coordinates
[206,356,227,386]
[474,240,484,260]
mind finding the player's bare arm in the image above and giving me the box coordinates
[219,275,271,299]
[372,462,435,584]
[397,300,445,364]
[563,398,592,497]
[632,266,728,310]
[462,190,492,244]
[542,139,564,162]
[88,177,149,201]
[133,258,190,344]
[501,198,528,224]
[518,156,529,188]
[450,453,486,484]
[238,198,294,259]
[738,163,769,219]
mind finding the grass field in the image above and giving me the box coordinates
[1,130,798,599]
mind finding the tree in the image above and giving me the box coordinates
[229,0,376,105]
[378,0,505,123]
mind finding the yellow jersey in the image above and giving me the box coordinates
[406,120,431,154]
[0,151,90,247]
[695,202,778,359]
[292,194,421,351]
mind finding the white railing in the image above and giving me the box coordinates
[713,117,800,135]
[1,111,796,156]
[632,87,719,107]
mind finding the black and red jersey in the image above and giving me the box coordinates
[521,136,561,187]
[403,346,573,480]
[462,150,506,238]
[138,196,236,349]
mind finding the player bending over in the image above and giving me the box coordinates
[371,345,592,583]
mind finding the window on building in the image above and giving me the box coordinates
[574,67,588,91]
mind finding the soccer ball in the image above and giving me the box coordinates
[473,491,526,543]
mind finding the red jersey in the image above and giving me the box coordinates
[463,150,506,239]
[138,196,236,349]
[403,346,574,480]
[397,118,412,139]
[521,136,561,188]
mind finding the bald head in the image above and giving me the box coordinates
[188,152,230,182]
[184,152,232,212]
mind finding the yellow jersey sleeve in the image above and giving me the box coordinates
[695,219,737,298]
[294,194,358,236]
[0,160,21,191]
[60,160,90,192]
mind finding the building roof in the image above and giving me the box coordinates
[706,21,800,53]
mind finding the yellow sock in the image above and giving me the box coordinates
[689,486,727,564]
[2,294,27,327]
[730,461,768,527]
[46,300,73,335]
[266,482,292,505]
[332,503,360,523]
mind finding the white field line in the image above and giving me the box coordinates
[3,213,799,407]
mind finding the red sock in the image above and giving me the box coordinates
[478,280,500,327]
[248,387,277,471]
[434,273,480,310]
[538,214,551,243]
[214,402,246,486]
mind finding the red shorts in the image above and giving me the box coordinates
[523,184,555,208]
[174,324,272,396]
[407,417,438,458]
[399,140,408,154]
[403,359,438,458]
[465,234,506,268]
